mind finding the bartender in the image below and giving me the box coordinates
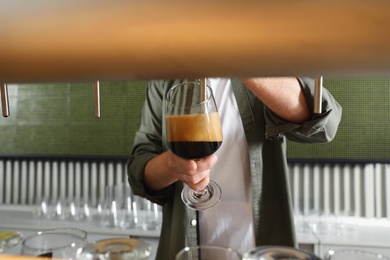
[127,77,342,259]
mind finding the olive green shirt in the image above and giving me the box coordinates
[127,78,342,260]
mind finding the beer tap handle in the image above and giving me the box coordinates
[314,76,323,114]
[1,83,10,117]
[94,80,100,118]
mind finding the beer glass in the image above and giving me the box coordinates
[166,80,223,210]
[21,228,87,259]
[176,245,241,260]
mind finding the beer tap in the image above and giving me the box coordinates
[1,83,10,117]
[94,80,100,118]
[314,76,323,114]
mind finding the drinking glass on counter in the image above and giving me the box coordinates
[324,249,390,260]
[294,209,356,236]
[142,199,162,231]
[0,230,23,253]
[32,183,162,231]
[243,246,320,260]
[76,238,152,260]
[119,184,137,229]
[175,245,241,260]
[100,184,124,228]
[99,184,162,230]
[21,228,88,259]
[34,196,92,221]
[166,80,223,210]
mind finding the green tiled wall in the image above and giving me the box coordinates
[1,78,390,160]
[287,77,390,160]
[0,81,148,156]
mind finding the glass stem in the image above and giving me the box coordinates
[193,187,208,199]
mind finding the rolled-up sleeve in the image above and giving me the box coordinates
[264,77,342,143]
[127,80,175,205]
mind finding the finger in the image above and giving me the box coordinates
[186,175,210,191]
[167,150,197,172]
[194,154,218,172]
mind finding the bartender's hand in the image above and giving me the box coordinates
[143,150,218,192]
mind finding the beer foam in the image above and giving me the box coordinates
[166,112,223,142]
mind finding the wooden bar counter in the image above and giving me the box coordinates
[1,0,390,83]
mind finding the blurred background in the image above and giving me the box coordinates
[1,77,390,258]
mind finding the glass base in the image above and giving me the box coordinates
[181,180,222,211]
[243,246,320,260]
[0,231,23,253]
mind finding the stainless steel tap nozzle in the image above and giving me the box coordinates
[1,83,10,117]
[94,80,100,118]
[314,77,323,114]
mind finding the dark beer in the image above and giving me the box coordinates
[166,112,223,159]
[167,141,222,159]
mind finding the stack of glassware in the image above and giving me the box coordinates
[294,209,356,236]
[33,183,162,231]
